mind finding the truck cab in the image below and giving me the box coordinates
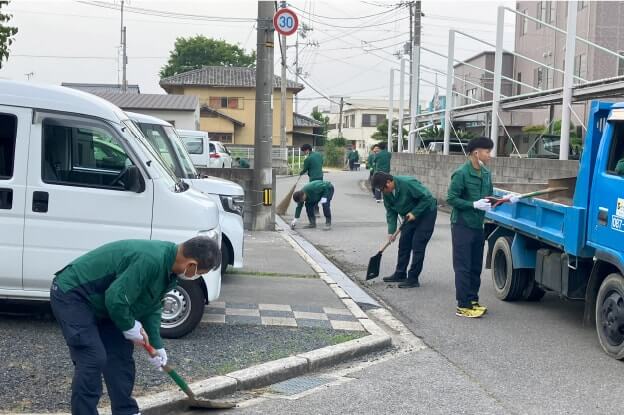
[485,101,624,359]
[0,80,222,339]
[126,112,244,275]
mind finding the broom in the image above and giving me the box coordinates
[276,176,302,215]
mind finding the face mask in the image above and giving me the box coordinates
[177,265,201,281]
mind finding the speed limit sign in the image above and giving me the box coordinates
[273,7,299,36]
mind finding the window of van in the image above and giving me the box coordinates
[138,124,177,173]
[607,122,624,177]
[0,113,17,180]
[183,137,203,154]
[42,118,134,189]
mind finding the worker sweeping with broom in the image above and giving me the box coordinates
[50,237,221,415]
[371,172,437,288]
[290,180,335,230]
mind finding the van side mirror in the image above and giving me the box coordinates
[124,165,145,193]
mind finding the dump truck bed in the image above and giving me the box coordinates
[486,181,589,257]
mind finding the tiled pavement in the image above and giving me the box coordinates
[201,301,365,331]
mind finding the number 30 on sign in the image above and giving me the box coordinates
[273,7,299,36]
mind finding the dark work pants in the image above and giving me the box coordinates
[306,184,334,224]
[369,171,376,197]
[50,281,138,415]
[349,160,355,170]
[395,206,437,281]
[451,223,486,308]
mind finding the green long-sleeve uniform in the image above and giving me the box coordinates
[54,240,178,349]
[300,151,324,181]
[367,153,375,171]
[374,149,392,173]
[348,150,360,162]
[294,180,333,219]
[383,176,436,234]
[447,161,494,230]
[616,158,624,176]
[238,158,250,168]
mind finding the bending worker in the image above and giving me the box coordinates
[372,171,437,288]
[447,136,518,318]
[290,180,335,230]
[50,237,221,415]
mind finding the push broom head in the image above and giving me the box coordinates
[276,177,301,215]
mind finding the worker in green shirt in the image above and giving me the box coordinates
[50,237,221,415]
[348,148,360,171]
[615,158,624,176]
[372,172,437,288]
[368,144,379,199]
[235,157,250,168]
[290,180,335,230]
[373,143,391,202]
[299,143,324,182]
[447,136,518,318]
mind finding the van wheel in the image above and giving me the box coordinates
[491,236,527,301]
[221,245,230,276]
[596,273,624,359]
[160,279,205,339]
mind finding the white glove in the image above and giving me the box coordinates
[148,348,167,370]
[473,199,492,212]
[290,218,297,229]
[320,197,328,204]
[123,320,144,342]
[505,195,520,204]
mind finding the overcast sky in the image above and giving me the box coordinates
[0,0,515,114]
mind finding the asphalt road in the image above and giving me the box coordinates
[273,169,624,414]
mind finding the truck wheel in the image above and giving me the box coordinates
[160,279,205,339]
[522,277,546,301]
[596,273,624,359]
[491,236,527,301]
[221,244,230,276]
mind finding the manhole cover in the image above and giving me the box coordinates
[268,376,332,396]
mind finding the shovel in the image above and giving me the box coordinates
[486,187,568,208]
[142,343,236,410]
[366,223,404,280]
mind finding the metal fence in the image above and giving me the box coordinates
[227,146,304,173]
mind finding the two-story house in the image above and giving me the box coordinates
[159,66,305,146]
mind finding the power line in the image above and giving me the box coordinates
[77,1,256,23]
[289,4,402,20]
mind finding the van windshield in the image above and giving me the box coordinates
[163,126,199,179]
[121,120,178,188]
[135,122,198,180]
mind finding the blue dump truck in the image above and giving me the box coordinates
[485,101,624,359]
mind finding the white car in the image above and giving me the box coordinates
[127,113,244,275]
[178,129,233,168]
[0,80,222,339]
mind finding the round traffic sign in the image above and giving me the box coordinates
[273,7,298,36]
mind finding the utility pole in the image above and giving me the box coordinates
[120,0,127,93]
[295,31,299,113]
[387,69,395,151]
[279,3,287,157]
[252,1,275,230]
[413,1,421,149]
[408,2,413,113]
[489,6,505,157]
[560,0,578,160]
[338,97,344,138]
[398,56,407,152]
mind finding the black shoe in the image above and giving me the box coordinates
[398,279,420,288]
[382,274,406,282]
[304,223,316,229]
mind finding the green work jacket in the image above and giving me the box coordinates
[295,180,333,219]
[447,161,494,230]
[348,150,360,162]
[239,159,250,168]
[55,240,178,349]
[383,176,436,234]
[367,153,375,171]
[615,158,624,175]
[374,150,392,173]
[300,151,324,181]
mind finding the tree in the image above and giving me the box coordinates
[160,36,256,78]
[371,119,409,152]
[310,107,329,146]
[0,1,17,69]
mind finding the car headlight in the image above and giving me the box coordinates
[220,195,245,217]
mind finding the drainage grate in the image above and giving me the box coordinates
[268,376,332,396]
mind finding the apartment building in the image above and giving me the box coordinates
[514,1,624,126]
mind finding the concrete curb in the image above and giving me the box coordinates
[127,219,393,415]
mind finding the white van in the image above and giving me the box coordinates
[0,80,221,338]
[177,129,233,168]
[126,112,244,275]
